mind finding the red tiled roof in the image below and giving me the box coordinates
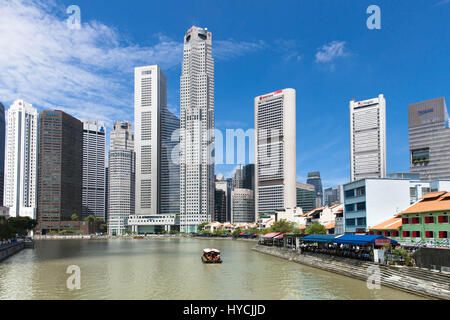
[369,217,402,230]
[396,191,450,216]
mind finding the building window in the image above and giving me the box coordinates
[357,217,366,226]
[345,190,354,199]
[439,231,448,238]
[356,202,366,211]
[438,215,449,223]
[402,217,409,224]
[425,231,434,238]
[376,231,382,235]
[412,231,421,237]
[345,204,354,212]
[384,231,390,237]
[392,231,399,237]
[345,219,355,227]
[424,216,435,224]
[356,187,365,197]
[403,231,410,237]
[411,148,430,164]
[411,217,420,224]
[369,231,374,235]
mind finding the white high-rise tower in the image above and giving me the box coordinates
[179,26,215,233]
[349,94,386,181]
[130,65,180,234]
[5,100,38,218]
[254,89,296,218]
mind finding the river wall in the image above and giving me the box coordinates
[0,242,25,262]
[253,244,450,300]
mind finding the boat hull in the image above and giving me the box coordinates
[201,256,223,264]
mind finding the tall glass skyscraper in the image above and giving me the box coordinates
[37,110,83,234]
[0,103,5,206]
[179,26,215,233]
[306,171,323,208]
[409,97,450,180]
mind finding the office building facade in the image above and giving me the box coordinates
[409,97,450,180]
[37,110,83,234]
[255,89,296,218]
[107,121,135,236]
[5,100,38,219]
[306,171,323,208]
[179,26,215,232]
[82,120,106,219]
[296,182,316,213]
[324,185,343,206]
[349,94,386,181]
[231,188,254,223]
[132,65,180,233]
[215,175,231,222]
[214,189,227,223]
[0,103,5,206]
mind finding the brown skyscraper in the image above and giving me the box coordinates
[37,110,83,234]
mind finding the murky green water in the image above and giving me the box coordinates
[0,239,425,300]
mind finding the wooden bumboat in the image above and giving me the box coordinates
[201,248,223,263]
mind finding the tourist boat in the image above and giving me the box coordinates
[201,248,223,263]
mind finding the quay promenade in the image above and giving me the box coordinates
[253,244,450,300]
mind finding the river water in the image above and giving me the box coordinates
[0,238,425,300]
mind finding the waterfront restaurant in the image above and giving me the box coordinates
[298,234,398,262]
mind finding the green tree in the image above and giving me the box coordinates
[305,222,326,235]
[0,217,15,240]
[7,217,37,236]
[84,215,96,223]
[270,220,296,233]
[197,222,208,233]
[71,214,79,221]
[232,228,242,238]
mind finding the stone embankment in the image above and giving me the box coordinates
[253,244,450,300]
[0,242,25,262]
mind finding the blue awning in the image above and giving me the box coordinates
[334,235,398,246]
[301,234,341,242]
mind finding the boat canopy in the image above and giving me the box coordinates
[203,248,212,253]
[211,249,220,253]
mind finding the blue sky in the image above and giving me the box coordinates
[0,0,449,187]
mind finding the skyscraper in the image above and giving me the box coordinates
[0,103,5,206]
[37,110,83,234]
[409,97,450,180]
[242,164,255,191]
[82,120,106,219]
[324,185,343,206]
[306,171,323,208]
[130,65,180,233]
[255,89,296,218]
[231,188,254,223]
[214,189,227,223]
[296,182,316,213]
[349,94,386,181]
[5,100,38,218]
[232,166,244,190]
[215,175,231,222]
[179,26,215,233]
[107,121,135,236]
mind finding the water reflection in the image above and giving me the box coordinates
[0,239,426,300]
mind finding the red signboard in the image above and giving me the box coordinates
[375,239,391,246]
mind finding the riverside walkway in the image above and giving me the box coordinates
[253,244,450,300]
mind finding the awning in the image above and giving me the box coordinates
[274,234,284,239]
[301,234,341,242]
[334,235,398,245]
[239,232,247,235]
[261,232,282,238]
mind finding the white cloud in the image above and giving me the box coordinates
[434,0,450,6]
[0,0,265,127]
[315,41,349,64]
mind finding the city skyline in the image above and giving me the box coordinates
[1,0,448,189]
